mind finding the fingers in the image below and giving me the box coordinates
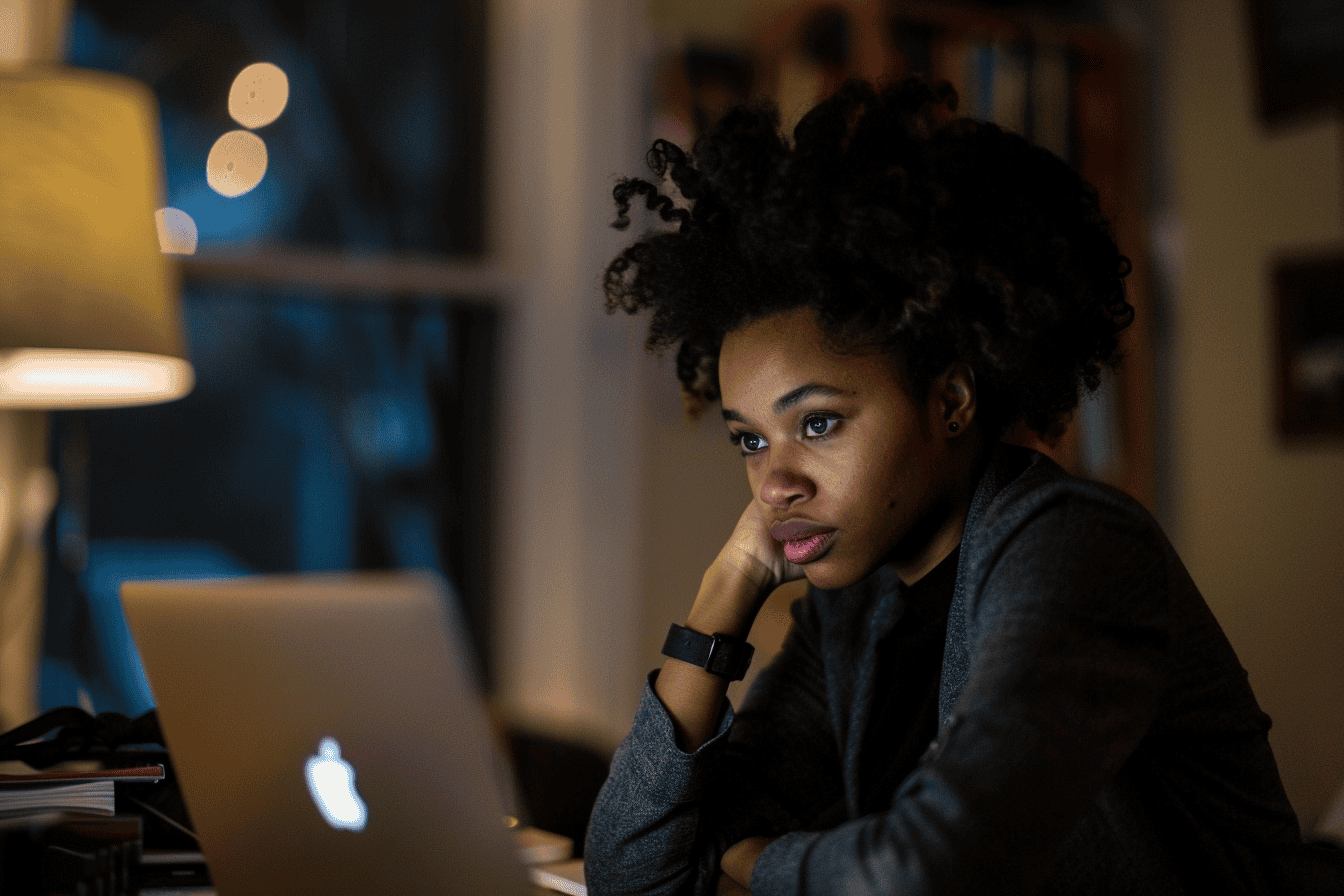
[720,836,774,890]
[725,501,792,590]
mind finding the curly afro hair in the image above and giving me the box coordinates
[603,76,1133,439]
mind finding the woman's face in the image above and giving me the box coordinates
[717,307,969,589]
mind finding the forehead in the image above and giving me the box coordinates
[718,307,906,404]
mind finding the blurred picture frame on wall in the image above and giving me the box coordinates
[1249,0,1344,124]
[1274,252,1344,440]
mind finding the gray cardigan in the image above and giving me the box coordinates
[586,445,1333,895]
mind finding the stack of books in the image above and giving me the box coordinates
[0,766,168,895]
[0,765,165,817]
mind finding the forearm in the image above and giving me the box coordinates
[584,677,737,896]
[590,496,812,895]
[585,671,818,896]
[654,562,767,752]
[587,593,839,896]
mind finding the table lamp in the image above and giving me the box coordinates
[0,65,194,406]
[0,64,194,731]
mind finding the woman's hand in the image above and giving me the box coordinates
[714,499,808,598]
[719,836,776,894]
[684,500,806,643]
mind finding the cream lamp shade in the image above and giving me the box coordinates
[0,66,193,408]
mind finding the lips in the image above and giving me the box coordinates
[769,519,837,565]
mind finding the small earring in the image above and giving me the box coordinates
[948,421,960,433]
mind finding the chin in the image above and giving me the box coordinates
[801,558,868,592]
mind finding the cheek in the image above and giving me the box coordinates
[858,425,919,502]
[871,458,928,520]
[829,467,901,532]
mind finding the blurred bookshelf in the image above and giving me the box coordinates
[657,0,1154,508]
[886,1,1152,510]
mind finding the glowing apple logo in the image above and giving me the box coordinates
[304,738,368,831]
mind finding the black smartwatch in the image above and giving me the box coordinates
[661,624,755,681]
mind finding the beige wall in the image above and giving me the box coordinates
[1162,0,1344,827]
[487,0,650,748]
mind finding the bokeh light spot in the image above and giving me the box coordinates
[207,130,268,198]
[228,62,289,129]
[154,207,198,254]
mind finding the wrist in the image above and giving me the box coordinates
[713,542,779,595]
[662,624,754,681]
[686,561,770,639]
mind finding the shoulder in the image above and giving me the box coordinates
[981,443,1151,519]
[969,444,1163,557]
[958,444,1175,619]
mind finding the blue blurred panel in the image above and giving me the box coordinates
[42,540,251,717]
[74,287,456,571]
[41,287,500,709]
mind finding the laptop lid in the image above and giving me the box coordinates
[120,571,532,896]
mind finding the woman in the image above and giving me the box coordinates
[585,78,1332,895]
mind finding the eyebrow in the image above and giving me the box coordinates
[721,382,849,424]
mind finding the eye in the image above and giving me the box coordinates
[728,431,767,455]
[803,415,841,438]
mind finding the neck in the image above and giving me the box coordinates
[889,498,968,585]
[889,433,991,585]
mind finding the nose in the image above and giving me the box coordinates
[758,459,814,509]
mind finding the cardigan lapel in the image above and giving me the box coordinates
[937,443,1031,726]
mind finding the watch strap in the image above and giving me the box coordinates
[661,624,754,681]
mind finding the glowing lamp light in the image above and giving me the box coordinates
[207,129,268,198]
[228,62,289,129]
[155,207,198,255]
[0,67,194,409]
[0,350,194,408]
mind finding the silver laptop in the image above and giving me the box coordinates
[120,571,533,896]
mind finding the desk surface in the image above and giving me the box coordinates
[137,834,586,896]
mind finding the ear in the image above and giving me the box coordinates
[932,362,976,437]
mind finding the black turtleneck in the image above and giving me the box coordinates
[854,544,961,815]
